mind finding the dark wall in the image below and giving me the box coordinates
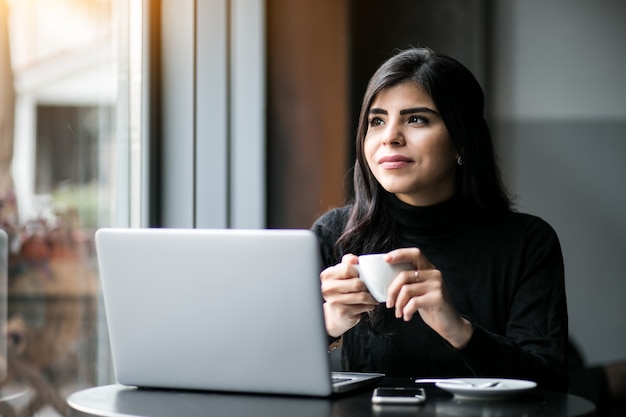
[266,0,350,229]
[348,0,489,151]
[266,0,489,228]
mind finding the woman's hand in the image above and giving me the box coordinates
[385,248,474,349]
[320,254,379,338]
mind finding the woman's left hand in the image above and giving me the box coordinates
[385,247,473,349]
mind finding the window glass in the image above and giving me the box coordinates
[1,0,135,415]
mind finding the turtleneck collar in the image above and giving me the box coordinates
[387,193,470,239]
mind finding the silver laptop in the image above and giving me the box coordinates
[95,228,383,396]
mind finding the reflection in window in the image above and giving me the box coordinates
[1,0,136,415]
[35,106,110,195]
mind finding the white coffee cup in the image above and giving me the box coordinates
[357,253,414,302]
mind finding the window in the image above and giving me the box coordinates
[1,1,266,414]
[1,0,137,415]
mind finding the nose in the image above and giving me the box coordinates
[380,122,404,146]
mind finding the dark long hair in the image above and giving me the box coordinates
[337,47,512,256]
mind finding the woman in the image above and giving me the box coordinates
[312,47,568,391]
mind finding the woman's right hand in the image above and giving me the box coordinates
[320,254,379,338]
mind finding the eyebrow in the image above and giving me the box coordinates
[369,107,441,117]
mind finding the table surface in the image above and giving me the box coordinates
[67,378,596,417]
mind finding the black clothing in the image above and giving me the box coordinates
[312,195,568,391]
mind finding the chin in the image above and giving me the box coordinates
[377,181,414,196]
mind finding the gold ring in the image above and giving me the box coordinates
[414,270,419,282]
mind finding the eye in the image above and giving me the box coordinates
[408,115,429,125]
[368,117,384,127]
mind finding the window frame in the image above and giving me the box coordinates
[151,0,266,229]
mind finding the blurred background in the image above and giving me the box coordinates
[0,0,624,416]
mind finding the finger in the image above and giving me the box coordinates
[337,299,378,313]
[321,276,370,299]
[395,277,443,319]
[394,283,419,318]
[341,253,359,265]
[326,293,378,314]
[320,262,359,282]
[393,272,438,317]
[328,298,377,313]
[386,269,421,308]
[385,247,434,269]
[401,297,422,321]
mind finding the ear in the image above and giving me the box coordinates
[455,146,465,165]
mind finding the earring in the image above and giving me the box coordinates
[456,156,464,166]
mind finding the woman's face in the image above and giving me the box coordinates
[364,81,459,206]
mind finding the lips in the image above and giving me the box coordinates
[378,155,412,169]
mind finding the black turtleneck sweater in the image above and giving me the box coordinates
[311,196,568,391]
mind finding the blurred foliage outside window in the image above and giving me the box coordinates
[1,0,128,415]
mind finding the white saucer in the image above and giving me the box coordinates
[434,378,537,400]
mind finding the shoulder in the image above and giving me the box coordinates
[312,206,351,233]
[494,211,564,260]
[311,206,352,266]
[471,211,562,255]
[501,212,560,239]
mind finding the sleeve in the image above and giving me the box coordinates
[454,216,569,391]
[311,207,349,345]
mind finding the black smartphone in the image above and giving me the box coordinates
[371,387,427,405]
